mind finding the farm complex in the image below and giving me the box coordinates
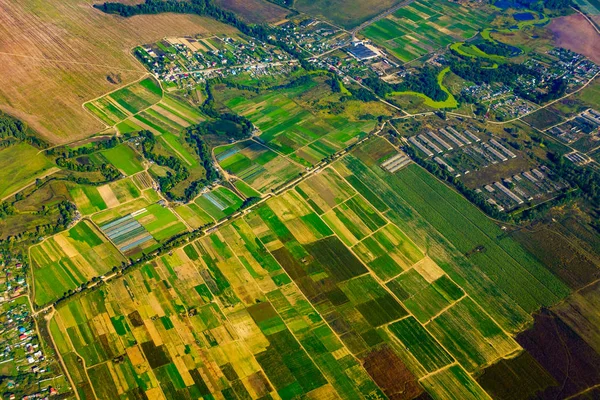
[0,0,599,399]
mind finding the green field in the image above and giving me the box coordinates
[195,186,244,220]
[101,144,144,175]
[85,78,204,135]
[0,143,55,198]
[222,80,375,165]
[134,203,188,241]
[216,140,302,193]
[85,78,162,125]
[174,203,214,229]
[234,179,261,198]
[336,138,570,332]
[30,220,125,305]
[362,0,495,62]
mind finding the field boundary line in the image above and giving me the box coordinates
[287,168,469,379]
[182,238,284,396]
[45,310,82,400]
[54,312,99,400]
[1,167,60,201]
[571,6,600,34]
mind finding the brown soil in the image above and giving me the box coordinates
[516,309,600,399]
[0,0,236,144]
[362,345,423,400]
[548,14,600,65]
[215,0,289,24]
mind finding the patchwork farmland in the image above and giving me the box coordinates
[221,79,376,166]
[44,131,582,399]
[215,140,303,193]
[362,0,494,62]
[30,220,125,305]
[84,77,204,135]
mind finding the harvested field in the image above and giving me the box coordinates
[476,351,556,400]
[510,227,600,290]
[215,0,289,24]
[0,0,235,144]
[549,14,600,64]
[553,280,600,354]
[516,309,600,400]
[295,0,404,29]
[362,346,423,400]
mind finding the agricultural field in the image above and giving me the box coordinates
[97,202,188,255]
[221,79,376,166]
[0,0,235,143]
[42,128,600,398]
[48,226,392,399]
[215,0,289,23]
[69,177,141,215]
[174,203,215,229]
[294,0,405,29]
[30,220,125,305]
[334,137,570,332]
[100,144,145,176]
[361,0,495,62]
[0,143,56,199]
[194,186,244,220]
[86,78,207,136]
[215,140,303,193]
[214,140,302,193]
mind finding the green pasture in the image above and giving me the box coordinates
[101,144,144,175]
[0,143,54,198]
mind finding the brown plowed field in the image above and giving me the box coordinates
[548,14,600,65]
[0,0,236,144]
[215,0,289,24]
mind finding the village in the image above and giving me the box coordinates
[0,297,65,399]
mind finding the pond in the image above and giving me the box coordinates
[514,12,535,21]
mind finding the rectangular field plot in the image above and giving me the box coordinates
[426,297,519,372]
[388,316,454,373]
[195,186,244,220]
[216,140,302,193]
[322,195,387,246]
[97,202,187,254]
[421,365,492,400]
[99,214,154,253]
[362,0,494,62]
[353,224,424,281]
[30,220,125,305]
[387,268,464,323]
[295,167,356,214]
[174,203,214,229]
[85,77,162,126]
[69,178,142,216]
[100,144,144,176]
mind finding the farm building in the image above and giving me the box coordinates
[348,43,379,61]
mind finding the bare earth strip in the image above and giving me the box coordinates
[0,0,236,144]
